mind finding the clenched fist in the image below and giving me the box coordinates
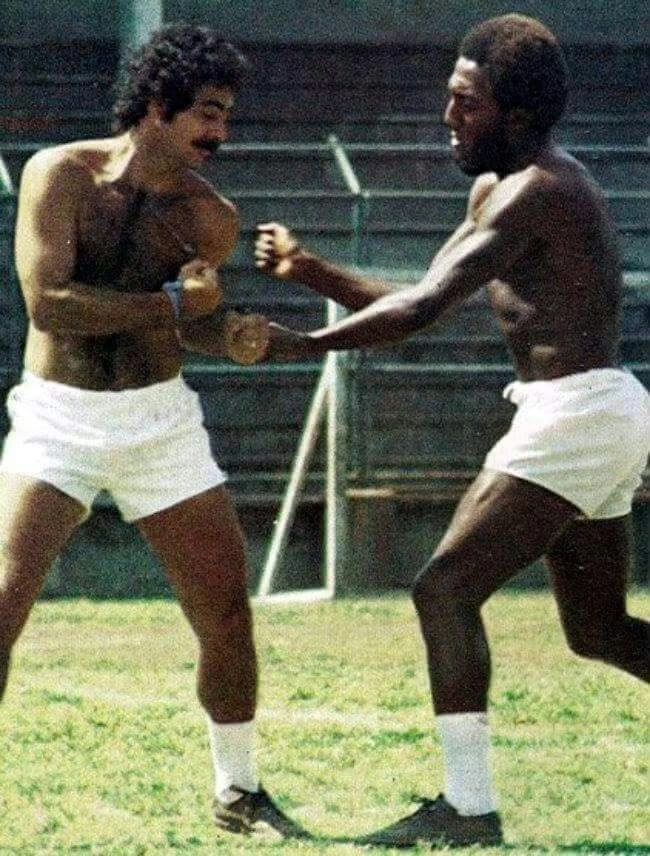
[223,312,271,365]
[178,259,223,318]
[254,222,301,278]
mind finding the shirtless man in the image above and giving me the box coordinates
[255,14,650,847]
[1,23,305,841]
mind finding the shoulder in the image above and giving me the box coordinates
[185,172,238,214]
[468,172,499,214]
[197,191,240,230]
[184,173,239,228]
[479,160,575,230]
[182,174,241,264]
[514,147,596,206]
[20,141,101,200]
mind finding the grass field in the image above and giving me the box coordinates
[0,591,647,855]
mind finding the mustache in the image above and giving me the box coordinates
[194,140,221,153]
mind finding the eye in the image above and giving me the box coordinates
[458,94,480,112]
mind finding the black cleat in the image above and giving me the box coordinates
[358,793,503,848]
[213,785,311,840]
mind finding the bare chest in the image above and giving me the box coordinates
[486,257,566,332]
[76,185,197,289]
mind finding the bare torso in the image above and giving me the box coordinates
[19,138,236,390]
[472,147,621,380]
[263,143,624,378]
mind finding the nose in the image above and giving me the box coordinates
[443,97,456,129]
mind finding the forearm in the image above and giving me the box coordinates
[179,310,229,358]
[181,309,270,366]
[306,292,426,352]
[302,260,481,353]
[289,251,394,310]
[29,280,175,335]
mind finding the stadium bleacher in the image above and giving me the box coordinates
[0,36,648,590]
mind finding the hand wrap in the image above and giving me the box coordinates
[162,280,183,321]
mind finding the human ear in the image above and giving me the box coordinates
[508,108,533,137]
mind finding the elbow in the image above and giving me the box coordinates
[354,301,427,348]
[177,332,199,354]
[28,292,59,332]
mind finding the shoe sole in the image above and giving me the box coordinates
[361,829,503,847]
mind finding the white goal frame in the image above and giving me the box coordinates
[255,300,348,604]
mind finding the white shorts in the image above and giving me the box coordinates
[484,368,650,519]
[0,372,227,522]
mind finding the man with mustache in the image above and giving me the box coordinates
[255,14,649,847]
[0,23,304,841]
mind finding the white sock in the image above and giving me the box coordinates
[206,718,259,805]
[437,712,497,816]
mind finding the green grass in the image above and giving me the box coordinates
[0,592,648,854]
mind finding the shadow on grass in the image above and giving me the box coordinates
[299,835,649,852]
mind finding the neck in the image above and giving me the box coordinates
[108,129,188,194]
[497,134,552,177]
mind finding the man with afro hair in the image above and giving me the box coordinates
[256,14,649,847]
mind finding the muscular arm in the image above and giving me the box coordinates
[284,250,396,310]
[178,197,271,364]
[14,151,177,335]
[178,197,237,357]
[290,169,549,354]
[255,174,499,313]
[255,223,399,310]
[178,309,230,358]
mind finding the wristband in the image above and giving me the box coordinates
[162,280,183,321]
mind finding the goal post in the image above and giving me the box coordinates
[255,300,349,603]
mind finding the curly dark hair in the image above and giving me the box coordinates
[459,14,568,135]
[113,23,249,131]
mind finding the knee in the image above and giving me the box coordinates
[412,562,435,615]
[411,554,468,618]
[196,595,253,650]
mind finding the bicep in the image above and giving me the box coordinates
[439,182,546,285]
[431,218,475,264]
[14,158,79,300]
[194,201,240,269]
[409,216,535,320]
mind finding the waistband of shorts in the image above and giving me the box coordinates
[503,367,640,403]
[20,371,186,401]
[17,372,193,418]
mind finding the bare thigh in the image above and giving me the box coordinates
[428,469,579,601]
[136,485,251,636]
[136,485,258,719]
[0,473,87,645]
[546,515,635,638]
